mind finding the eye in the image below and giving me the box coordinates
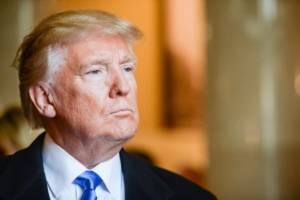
[86,69,102,74]
[124,67,133,72]
[122,64,135,73]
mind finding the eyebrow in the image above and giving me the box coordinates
[79,54,136,71]
[79,57,109,71]
[120,55,136,65]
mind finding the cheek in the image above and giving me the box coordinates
[77,86,108,113]
[131,83,138,104]
[128,77,137,95]
[55,84,103,117]
[63,91,106,129]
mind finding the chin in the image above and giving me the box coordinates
[87,116,139,141]
[89,122,136,142]
[105,116,138,140]
[107,127,137,142]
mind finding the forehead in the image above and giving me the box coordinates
[46,31,136,78]
[66,31,135,60]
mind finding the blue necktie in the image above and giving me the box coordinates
[73,170,102,200]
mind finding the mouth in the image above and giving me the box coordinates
[109,108,134,116]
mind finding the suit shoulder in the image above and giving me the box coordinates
[152,166,217,200]
[121,150,217,199]
[0,149,27,175]
[0,155,9,173]
[0,138,42,178]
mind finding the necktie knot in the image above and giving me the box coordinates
[73,170,102,200]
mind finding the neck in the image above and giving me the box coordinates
[44,123,125,168]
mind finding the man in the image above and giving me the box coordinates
[0,10,216,200]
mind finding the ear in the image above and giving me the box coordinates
[29,82,56,118]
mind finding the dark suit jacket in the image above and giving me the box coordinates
[0,133,217,200]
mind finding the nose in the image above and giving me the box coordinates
[109,71,130,98]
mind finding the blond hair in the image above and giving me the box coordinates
[13,10,143,129]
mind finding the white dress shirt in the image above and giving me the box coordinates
[42,133,125,200]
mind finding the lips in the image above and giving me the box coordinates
[109,108,134,115]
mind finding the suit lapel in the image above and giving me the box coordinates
[120,150,173,200]
[0,133,49,200]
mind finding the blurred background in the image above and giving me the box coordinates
[0,0,300,199]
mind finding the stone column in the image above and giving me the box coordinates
[207,0,300,199]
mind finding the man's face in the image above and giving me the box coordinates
[50,32,139,142]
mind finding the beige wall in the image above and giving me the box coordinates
[0,1,20,111]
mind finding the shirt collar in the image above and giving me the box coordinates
[92,150,123,200]
[42,133,123,199]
